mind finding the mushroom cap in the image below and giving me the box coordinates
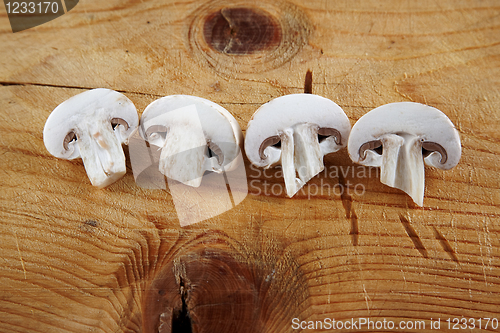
[43,88,138,160]
[139,95,242,169]
[348,102,461,170]
[244,93,351,167]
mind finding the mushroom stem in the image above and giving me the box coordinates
[77,120,126,188]
[280,124,324,197]
[159,124,207,188]
[280,128,304,197]
[379,134,404,186]
[379,134,425,206]
[293,123,324,188]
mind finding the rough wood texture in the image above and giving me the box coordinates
[1,0,499,332]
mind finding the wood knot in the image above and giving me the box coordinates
[188,0,311,77]
[141,231,310,332]
[143,248,259,332]
[204,7,281,55]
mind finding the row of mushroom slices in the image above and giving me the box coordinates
[43,89,461,207]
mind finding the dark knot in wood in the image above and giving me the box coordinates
[188,0,311,76]
[141,231,310,332]
[203,7,282,55]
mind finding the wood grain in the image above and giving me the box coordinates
[1,0,499,332]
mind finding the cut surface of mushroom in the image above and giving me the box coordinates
[139,95,243,187]
[245,94,351,197]
[347,102,461,206]
[43,88,138,188]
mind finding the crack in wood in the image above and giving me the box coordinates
[432,226,459,263]
[0,81,164,98]
[339,174,358,246]
[399,214,428,258]
[349,210,359,246]
[172,276,193,333]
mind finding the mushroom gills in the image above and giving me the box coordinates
[206,141,224,167]
[421,141,448,165]
[111,118,130,131]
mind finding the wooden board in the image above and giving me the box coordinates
[1,0,499,332]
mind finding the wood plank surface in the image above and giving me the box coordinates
[1,0,499,332]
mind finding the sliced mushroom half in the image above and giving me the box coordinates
[139,95,243,187]
[43,88,138,188]
[245,94,351,197]
[347,102,461,206]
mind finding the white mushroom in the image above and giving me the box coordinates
[347,102,461,206]
[139,95,243,187]
[43,88,138,188]
[245,94,351,197]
